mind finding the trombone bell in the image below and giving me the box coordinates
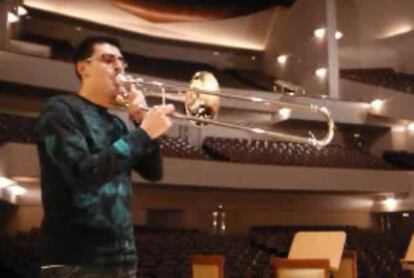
[185,71,220,126]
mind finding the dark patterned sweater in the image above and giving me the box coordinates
[35,94,162,266]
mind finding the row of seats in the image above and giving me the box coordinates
[0,226,412,278]
[0,113,394,169]
[0,114,36,144]
[340,68,414,95]
[200,137,392,169]
[161,136,392,169]
[159,136,208,160]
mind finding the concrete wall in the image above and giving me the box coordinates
[337,0,414,72]
[4,189,374,234]
[131,186,375,233]
[145,209,374,233]
[264,0,329,96]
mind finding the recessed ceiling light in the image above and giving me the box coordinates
[315,68,327,78]
[277,55,288,65]
[314,28,326,39]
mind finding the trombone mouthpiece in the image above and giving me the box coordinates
[112,74,132,107]
[116,73,128,84]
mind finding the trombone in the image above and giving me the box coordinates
[115,71,335,148]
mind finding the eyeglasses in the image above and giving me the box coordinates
[85,53,128,69]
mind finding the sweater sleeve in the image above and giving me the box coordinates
[36,99,156,190]
[132,138,163,182]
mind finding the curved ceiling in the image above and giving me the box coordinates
[109,0,296,23]
[24,0,288,50]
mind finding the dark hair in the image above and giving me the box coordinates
[73,36,121,79]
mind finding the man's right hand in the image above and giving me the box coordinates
[140,104,175,139]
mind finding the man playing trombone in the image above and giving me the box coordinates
[36,36,174,278]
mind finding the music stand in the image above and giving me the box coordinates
[401,234,414,273]
[288,231,347,271]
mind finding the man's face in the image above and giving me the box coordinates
[78,43,126,99]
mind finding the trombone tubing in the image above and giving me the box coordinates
[129,79,335,148]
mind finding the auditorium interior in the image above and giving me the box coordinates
[2,0,414,277]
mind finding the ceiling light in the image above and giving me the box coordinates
[0,177,14,189]
[213,51,220,56]
[277,55,288,65]
[403,212,410,218]
[6,184,27,196]
[315,68,327,78]
[17,6,28,17]
[314,28,326,39]
[335,31,343,40]
[251,56,256,61]
[7,12,19,23]
[370,99,384,111]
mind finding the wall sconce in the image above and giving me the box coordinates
[7,12,19,23]
[17,6,28,16]
[383,197,398,210]
[0,176,26,196]
[370,99,384,111]
[407,123,414,132]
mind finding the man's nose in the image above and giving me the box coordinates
[113,60,124,73]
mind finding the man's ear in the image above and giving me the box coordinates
[76,61,88,79]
